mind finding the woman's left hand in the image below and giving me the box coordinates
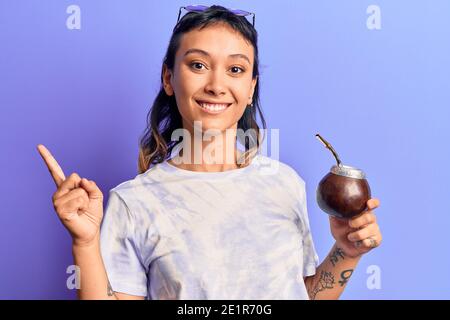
[329,198,382,259]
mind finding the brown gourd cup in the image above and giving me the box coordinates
[315,134,371,220]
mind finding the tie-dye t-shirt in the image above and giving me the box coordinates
[100,152,320,300]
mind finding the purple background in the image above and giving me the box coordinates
[1,0,449,299]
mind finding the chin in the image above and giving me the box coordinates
[198,121,229,132]
[189,118,233,133]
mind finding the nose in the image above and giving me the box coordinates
[204,70,227,97]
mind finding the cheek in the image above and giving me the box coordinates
[172,81,194,110]
[236,75,254,97]
[174,71,202,101]
[232,84,253,106]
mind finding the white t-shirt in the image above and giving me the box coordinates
[100,152,319,299]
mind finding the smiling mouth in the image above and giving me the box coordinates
[195,100,232,114]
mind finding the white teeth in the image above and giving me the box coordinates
[199,102,229,112]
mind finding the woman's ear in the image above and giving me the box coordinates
[162,64,174,96]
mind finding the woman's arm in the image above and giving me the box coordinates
[304,242,361,300]
[304,198,382,300]
[37,145,145,300]
[72,235,144,300]
[72,234,117,300]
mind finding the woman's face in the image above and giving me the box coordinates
[163,22,257,133]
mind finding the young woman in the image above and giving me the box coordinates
[37,5,382,300]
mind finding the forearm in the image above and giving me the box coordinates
[305,242,361,300]
[72,234,118,300]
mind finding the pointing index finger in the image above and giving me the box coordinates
[37,144,66,187]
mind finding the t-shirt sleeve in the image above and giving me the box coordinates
[100,190,148,297]
[295,176,320,277]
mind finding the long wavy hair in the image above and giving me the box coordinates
[138,5,267,173]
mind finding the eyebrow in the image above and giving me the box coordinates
[183,48,251,64]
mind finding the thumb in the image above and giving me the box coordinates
[80,178,103,201]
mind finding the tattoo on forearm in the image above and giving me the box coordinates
[307,270,335,300]
[369,238,378,248]
[338,269,354,287]
[107,280,114,296]
[330,247,346,267]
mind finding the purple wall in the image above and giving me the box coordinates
[1,0,449,299]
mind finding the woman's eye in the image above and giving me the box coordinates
[191,62,206,70]
[230,66,245,74]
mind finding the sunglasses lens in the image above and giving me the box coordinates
[178,6,254,26]
[185,5,209,12]
[229,9,251,16]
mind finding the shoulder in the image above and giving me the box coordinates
[103,165,169,233]
[108,163,166,205]
[255,154,306,189]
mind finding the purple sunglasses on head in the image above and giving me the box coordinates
[177,4,255,26]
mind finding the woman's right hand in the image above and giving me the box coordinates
[37,144,104,247]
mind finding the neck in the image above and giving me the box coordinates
[169,126,249,172]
